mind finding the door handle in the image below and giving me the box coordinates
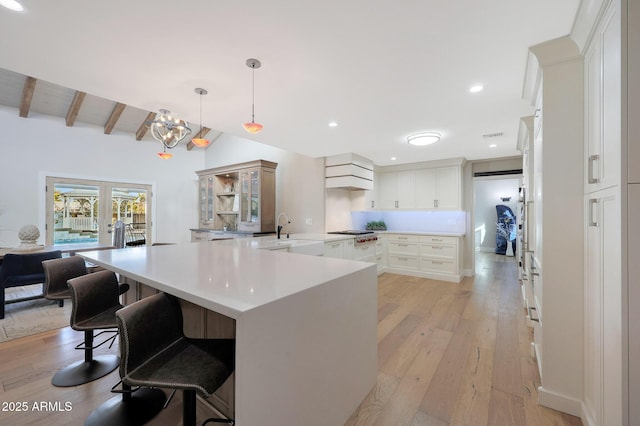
[588,154,600,184]
[588,198,599,227]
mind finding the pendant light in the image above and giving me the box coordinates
[191,88,211,148]
[243,58,263,134]
[157,145,173,160]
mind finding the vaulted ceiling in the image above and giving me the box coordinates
[0,1,580,165]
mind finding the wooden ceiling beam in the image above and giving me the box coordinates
[19,76,37,118]
[65,91,86,126]
[104,102,126,134]
[136,111,156,141]
[186,127,212,151]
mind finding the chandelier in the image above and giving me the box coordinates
[150,109,192,159]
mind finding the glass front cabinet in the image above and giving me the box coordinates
[196,160,277,233]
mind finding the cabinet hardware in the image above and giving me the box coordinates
[530,272,540,276]
[432,246,443,249]
[432,238,442,242]
[398,243,408,247]
[371,201,375,208]
[398,236,408,240]
[432,261,443,265]
[398,257,408,261]
[588,154,600,184]
[588,198,599,227]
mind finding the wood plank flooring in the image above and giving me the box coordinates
[346,253,583,426]
[0,253,583,425]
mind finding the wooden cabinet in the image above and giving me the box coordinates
[196,160,277,233]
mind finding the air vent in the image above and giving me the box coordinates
[482,132,504,138]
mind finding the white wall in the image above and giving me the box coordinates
[473,177,520,252]
[0,106,204,246]
[203,133,326,234]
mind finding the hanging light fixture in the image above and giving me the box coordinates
[150,109,191,158]
[191,88,211,148]
[157,146,173,160]
[243,58,263,134]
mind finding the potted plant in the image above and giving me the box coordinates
[366,220,387,231]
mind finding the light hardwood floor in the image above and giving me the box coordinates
[346,253,582,426]
[0,253,583,425]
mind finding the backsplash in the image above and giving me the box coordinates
[351,210,466,234]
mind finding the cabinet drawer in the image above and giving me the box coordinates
[324,241,345,258]
[419,258,456,274]
[419,235,457,245]
[353,244,376,261]
[191,231,210,242]
[419,243,456,259]
[388,255,418,270]
[387,234,420,243]
[388,241,419,255]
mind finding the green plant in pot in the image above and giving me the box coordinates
[366,220,387,231]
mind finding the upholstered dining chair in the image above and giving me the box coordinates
[51,270,128,387]
[114,292,235,426]
[0,250,62,319]
[41,255,87,308]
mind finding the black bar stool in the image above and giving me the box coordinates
[51,270,127,387]
[42,255,87,308]
[113,292,235,426]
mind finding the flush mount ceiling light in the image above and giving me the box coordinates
[0,0,24,11]
[191,88,211,148]
[407,132,441,146]
[243,58,263,134]
[469,84,484,93]
[328,121,338,127]
[149,109,192,159]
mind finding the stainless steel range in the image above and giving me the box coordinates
[328,230,378,246]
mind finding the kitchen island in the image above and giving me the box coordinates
[79,242,377,426]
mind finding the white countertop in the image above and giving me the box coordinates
[79,242,372,320]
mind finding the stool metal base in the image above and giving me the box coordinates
[51,355,119,387]
[84,388,166,426]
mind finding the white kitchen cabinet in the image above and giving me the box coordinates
[385,233,461,282]
[324,240,345,258]
[584,187,622,426]
[415,166,461,209]
[522,35,584,414]
[584,2,621,193]
[379,171,415,209]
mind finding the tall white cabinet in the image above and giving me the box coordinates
[582,2,624,425]
[522,35,585,416]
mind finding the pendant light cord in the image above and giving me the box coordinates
[251,64,256,123]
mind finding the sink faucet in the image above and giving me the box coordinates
[277,212,291,239]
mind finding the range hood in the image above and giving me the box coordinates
[325,153,373,191]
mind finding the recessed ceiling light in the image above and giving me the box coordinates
[407,132,441,146]
[470,85,484,93]
[489,144,497,148]
[328,121,338,127]
[0,0,24,11]
[390,157,397,161]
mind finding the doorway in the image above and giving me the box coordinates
[45,176,152,247]
[473,176,521,259]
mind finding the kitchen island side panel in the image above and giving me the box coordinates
[233,263,378,426]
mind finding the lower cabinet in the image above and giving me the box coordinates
[385,233,462,282]
[324,240,345,258]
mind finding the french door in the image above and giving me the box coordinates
[45,176,152,247]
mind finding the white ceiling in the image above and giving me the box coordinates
[0,0,580,166]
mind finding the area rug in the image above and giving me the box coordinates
[0,284,72,342]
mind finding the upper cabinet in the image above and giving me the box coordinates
[377,160,464,210]
[196,160,277,232]
[584,2,621,193]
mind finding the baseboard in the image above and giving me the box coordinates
[463,268,474,277]
[537,386,583,418]
[382,267,462,283]
[580,402,597,426]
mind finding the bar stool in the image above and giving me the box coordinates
[51,270,127,387]
[114,292,235,426]
[42,256,87,308]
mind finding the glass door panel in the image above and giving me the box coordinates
[240,171,250,223]
[111,185,148,247]
[49,181,100,245]
[250,170,259,223]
